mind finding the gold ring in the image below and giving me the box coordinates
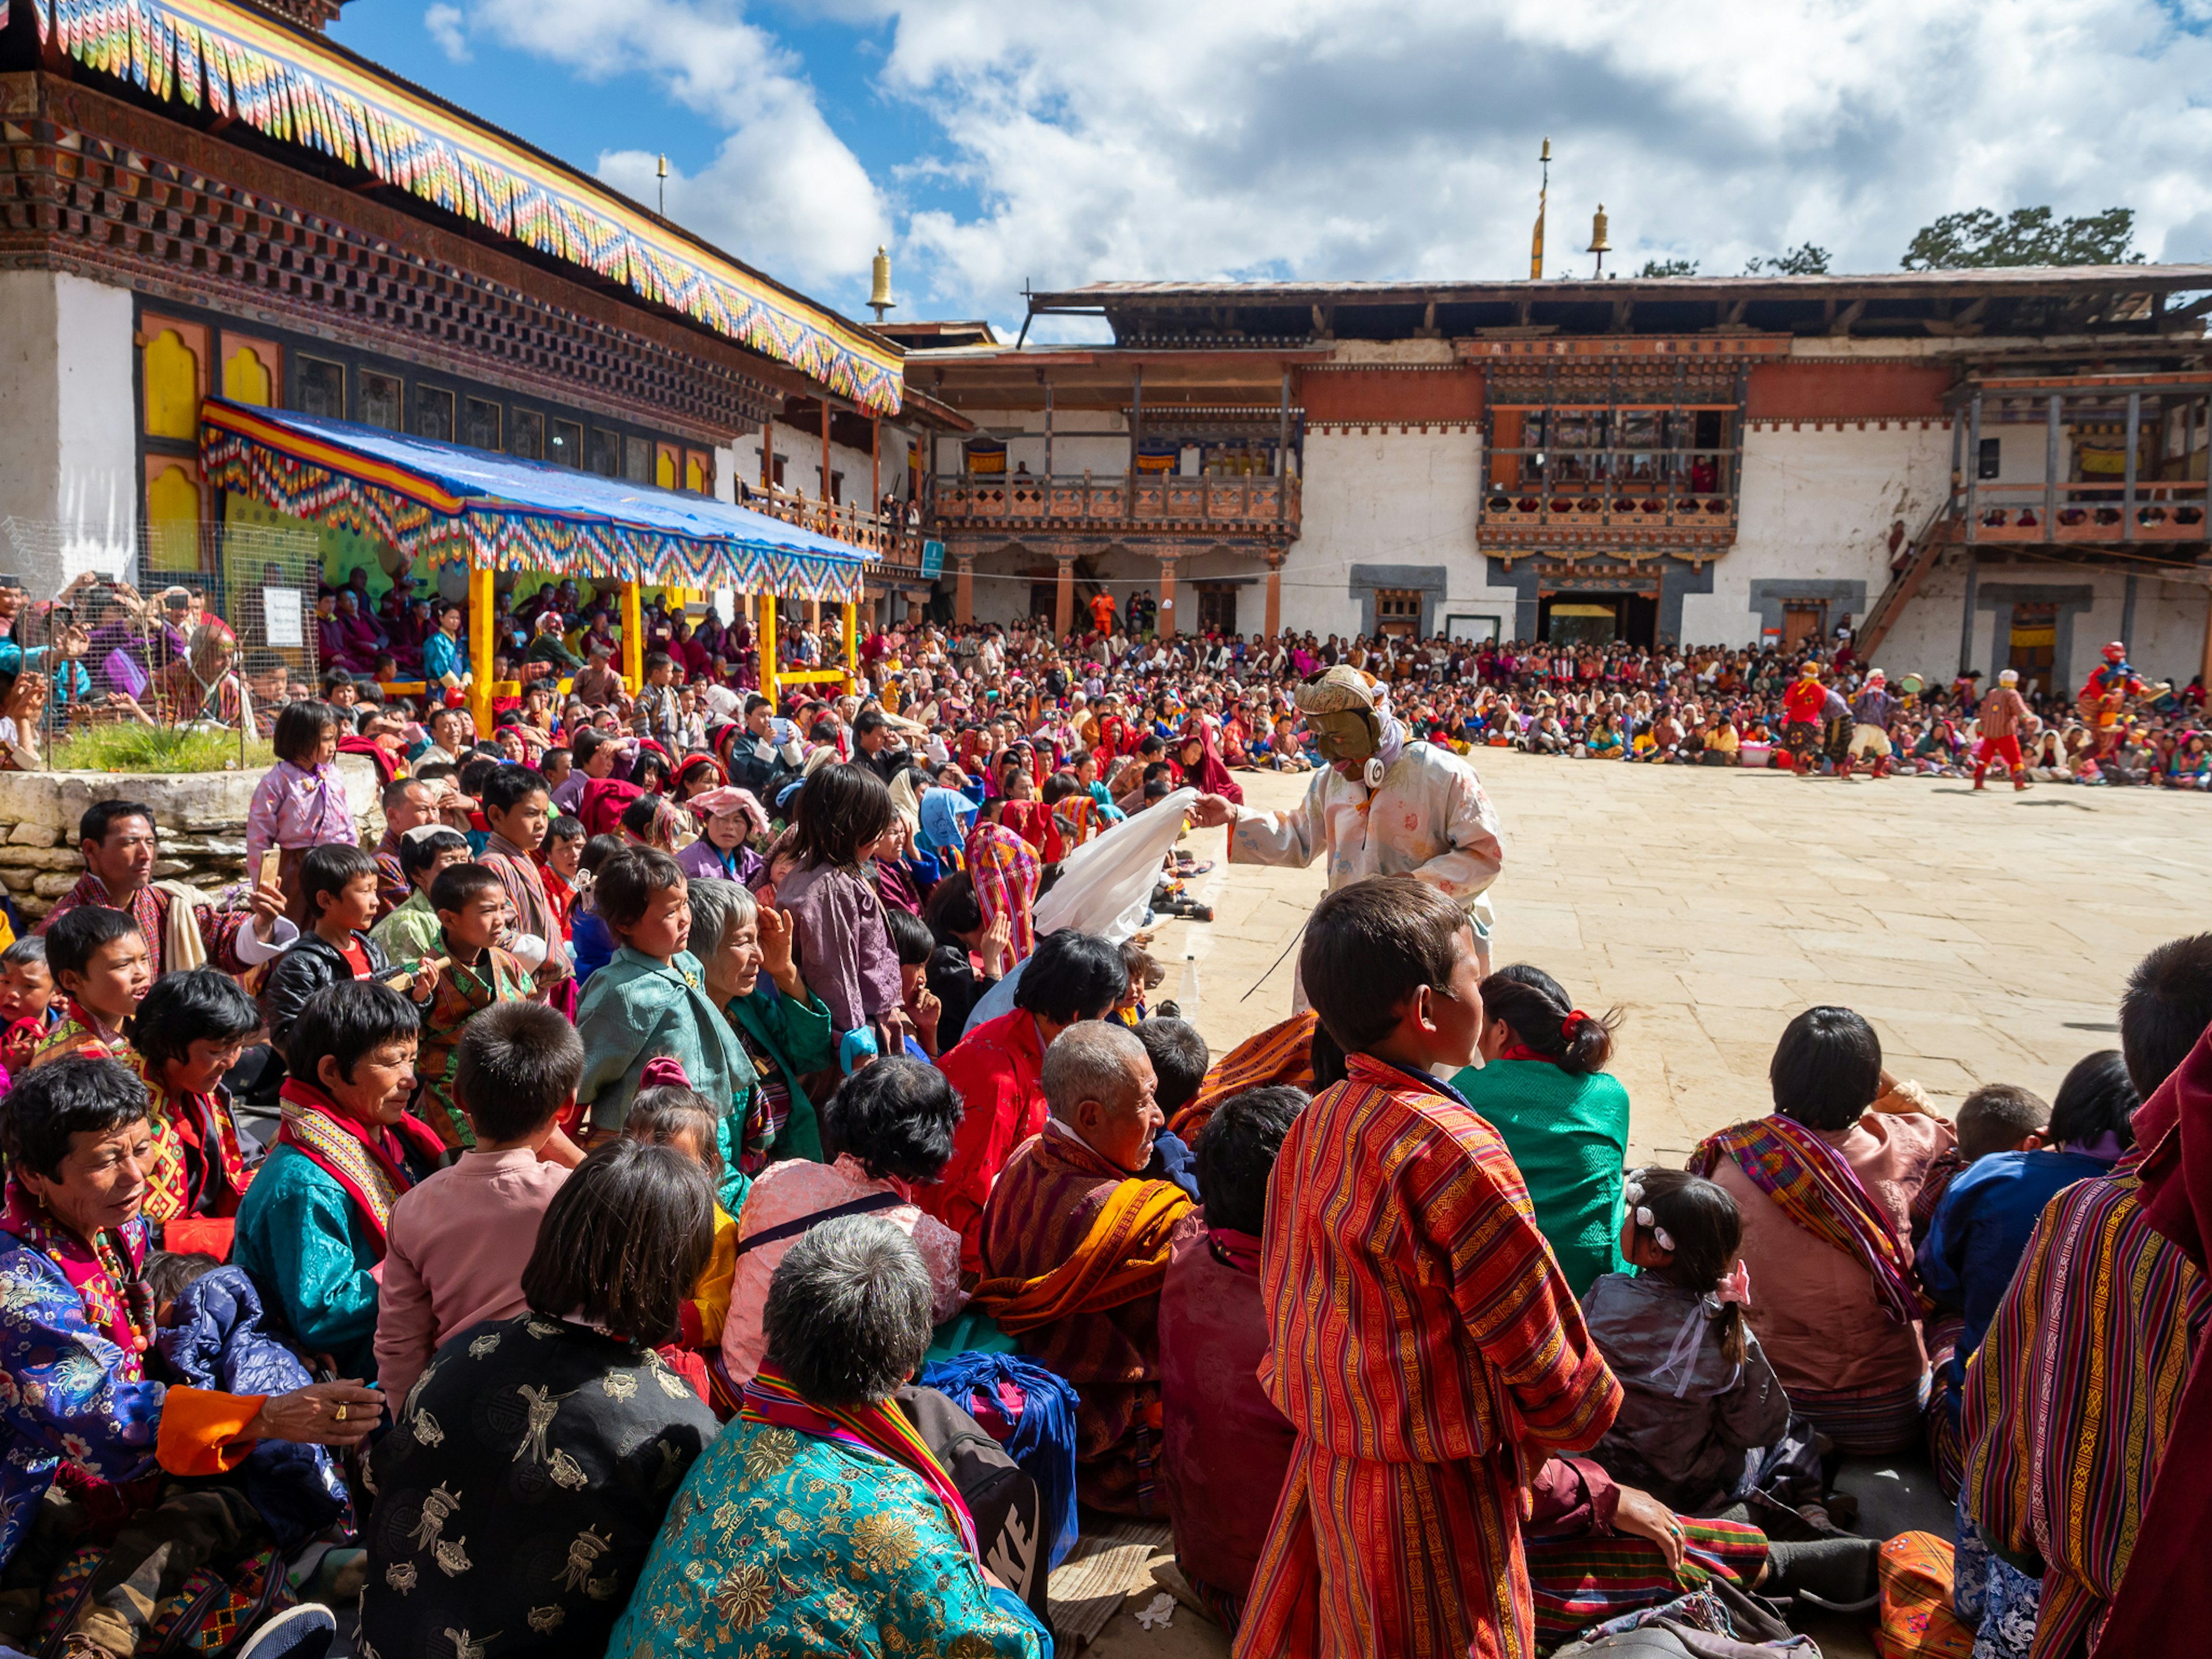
[332,1403,348,1423]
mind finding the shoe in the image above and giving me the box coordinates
[2014,780,2031,791]
[236,1604,336,1659]
[1972,780,1986,790]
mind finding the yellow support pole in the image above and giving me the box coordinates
[842,599,859,696]
[622,580,645,692]
[467,559,494,740]
[759,594,779,706]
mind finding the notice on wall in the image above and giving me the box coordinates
[263,587,304,649]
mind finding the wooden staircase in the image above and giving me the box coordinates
[1857,509,1961,659]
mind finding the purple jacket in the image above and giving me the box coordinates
[676,836,764,889]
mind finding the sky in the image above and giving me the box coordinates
[331,0,2212,340]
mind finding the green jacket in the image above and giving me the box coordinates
[724,982,832,1166]
[1449,1057,1633,1298]
[370,889,441,965]
[232,1146,385,1381]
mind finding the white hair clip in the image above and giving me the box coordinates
[1634,1203,1675,1252]
[1622,1180,1645,1208]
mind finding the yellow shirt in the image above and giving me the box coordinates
[685,1202,738,1347]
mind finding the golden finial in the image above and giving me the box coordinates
[1588,204,1611,276]
[869,246,895,323]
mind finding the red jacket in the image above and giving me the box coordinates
[1782,680,1827,724]
[921,1008,1047,1273]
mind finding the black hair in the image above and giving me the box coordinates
[381,775,427,814]
[521,1139,713,1346]
[143,1250,218,1308]
[479,764,551,817]
[1301,877,1472,1054]
[46,904,145,986]
[572,728,613,769]
[1195,1084,1306,1235]
[77,800,154,849]
[1137,1018,1209,1116]
[853,709,889,739]
[1310,1020,1347,1091]
[578,834,627,878]
[301,842,379,920]
[457,1001,585,1142]
[397,827,471,884]
[457,756,501,800]
[924,870,984,941]
[541,747,572,773]
[1042,770,1080,806]
[1,936,46,972]
[594,847,685,935]
[1625,1167,1749,1366]
[744,694,771,717]
[412,762,457,785]
[619,793,672,844]
[1768,1005,1883,1131]
[882,906,935,969]
[429,861,502,916]
[821,1056,962,1184]
[1013,928,1127,1025]
[631,749,671,793]
[1480,964,1620,1074]
[2048,1050,2140,1152]
[270,700,339,768]
[2120,934,2212,1096]
[1957,1083,2051,1161]
[128,969,260,1071]
[285,979,418,1086]
[791,763,898,870]
[0,1054,150,1181]
[624,1086,725,1184]
[644,650,673,674]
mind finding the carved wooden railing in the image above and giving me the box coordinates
[930,472,1300,531]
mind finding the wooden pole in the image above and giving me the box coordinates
[1158,555,1177,638]
[467,558,494,740]
[821,396,833,507]
[2123,389,2141,544]
[1126,365,1143,518]
[1275,368,1291,525]
[622,580,644,691]
[843,599,859,694]
[956,555,974,626]
[1045,381,1055,479]
[1264,551,1282,639]
[870,416,881,540]
[2044,393,2062,544]
[1054,552,1074,641]
[759,594,778,705]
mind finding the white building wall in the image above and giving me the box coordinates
[0,270,138,573]
[1281,427,1512,638]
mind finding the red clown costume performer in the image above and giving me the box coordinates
[1779,662,1827,774]
[1973,668,2032,791]
[2079,641,2146,759]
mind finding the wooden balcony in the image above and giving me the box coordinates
[744,486,929,574]
[930,472,1299,536]
[1479,487,1739,555]
[1959,481,2209,546]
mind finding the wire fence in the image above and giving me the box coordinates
[0,517,321,760]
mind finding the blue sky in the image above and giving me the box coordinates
[332,1,2212,336]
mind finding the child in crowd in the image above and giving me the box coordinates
[1909,1082,2048,1245]
[536,814,586,940]
[370,826,472,966]
[882,907,944,1058]
[568,832,626,986]
[247,699,354,929]
[623,1069,738,1351]
[35,905,152,1066]
[126,968,263,1236]
[405,863,535,1151]
[1137,1017,1209,1124]
[0,934,56,1084]
[574,848,753,1209]
[262,843,433,1058]
[1240,878,1619,1659]
[1116,941,1165,1027]
[774,763,907,1052]
[1580,1169,1789,1513]
[476,764,572,1005]
[373,1001,584,1404]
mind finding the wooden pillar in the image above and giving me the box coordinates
[1964,392,1983,544]
[1957,554,1979,679]
[1275,368,1291,525]
[1044,381,1055,479]
[621,580,644,691]
[467,558,494,740]
[2043,393,2062,542]
[761,419,774,492]
[759,594,779,704]
[2122,572,2139,649]
[806,598,820,630]
[1264,551,1282,639]
[2123,389,2141,544]
[842,599,859,693]
[2200,588,2212,695]
[870,416,881,532]
[1126,365,1143,517]
[1054,553,1075,640]
[956,555,975,626]
[1158,555,1177,637]
[821,396,833,505]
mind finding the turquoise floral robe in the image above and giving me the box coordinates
[606,1415,1044,1658]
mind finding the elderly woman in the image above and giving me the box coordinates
[684,877,829,1177]
[358,1139,721,1657]
[615,1218,1049,1657]
[0,1055,380,1659]
[674,786,767,887]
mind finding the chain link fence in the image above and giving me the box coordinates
[0,516,321,760]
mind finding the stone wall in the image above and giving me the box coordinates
[0,756,380,921]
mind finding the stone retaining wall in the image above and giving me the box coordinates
[0,757,381,921]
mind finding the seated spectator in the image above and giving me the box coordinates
[1581,1169,1790,1513]
[1690,1007,1953,1455]
[722,1056,967,1387]
[402,863,534,1150]
[1137,1017,1209,1123]
[35,905,151,1067]
[674,785,767,887]
[925,927,1129,1271]
[0,1055,378,1658]
[624,1071,740,1352]
[974,1021,1198,1514]
[684,877,829,1180]
[233,982,446,1381]
[368,824,471,966]
[1449,965,1631,1297]
[612,1218,1051,1657]
[921,870,1010,1052]
[123,968,262,1237]
[261,844,430,1059]
[359,1141,720,1658]
[1908,1081,2050,1247]
[372,1001,583,1404]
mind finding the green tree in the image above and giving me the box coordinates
[1900,206,2143,270]
[1744,243,1831,276]
[1637,257,1699,278]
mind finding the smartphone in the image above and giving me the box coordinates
[259,848,282,888]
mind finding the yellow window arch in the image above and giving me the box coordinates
[146,464,202,571]
[143,330,200,439]
[223,344,274,406]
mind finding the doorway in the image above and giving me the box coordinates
[1544,599,1619,647]
[1781,601,1826,652]
[1374,588,1423,638]
[2008,602,2057,692]
[1196,586,1239,635]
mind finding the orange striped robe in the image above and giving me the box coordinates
[1169,1009,1318,1145]
[1234,1054,1621,1659]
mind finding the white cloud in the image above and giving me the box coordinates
[423,3,469,62]
[425,0,2212,329]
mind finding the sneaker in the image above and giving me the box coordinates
[236,1604,336,1659]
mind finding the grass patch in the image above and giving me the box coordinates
[47,725,275,775]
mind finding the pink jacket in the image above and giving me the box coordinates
[245,759,355,869]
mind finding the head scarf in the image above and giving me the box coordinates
[918,787,978,859]
[687,785,770,839]
[1178,718,1244,805]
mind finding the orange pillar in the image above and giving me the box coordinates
[1158,556,1178,637]
[1054,555,1074,641]
[1264,552,1282,639]
[956,556,975,626]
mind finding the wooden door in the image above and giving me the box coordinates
[1782,602,1825,651]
